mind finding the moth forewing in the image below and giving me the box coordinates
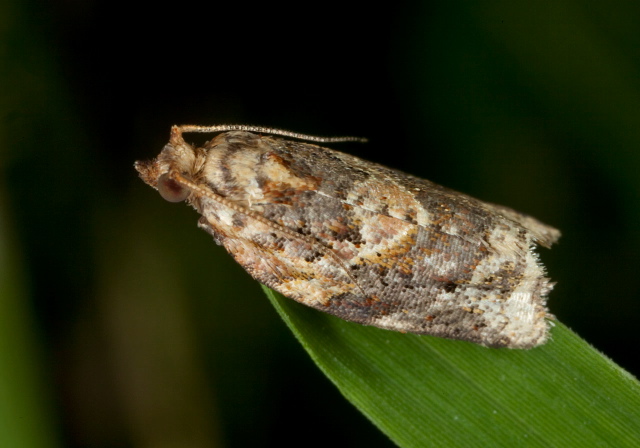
[135,125,560,349]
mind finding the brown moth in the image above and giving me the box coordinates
[135,125,560,349]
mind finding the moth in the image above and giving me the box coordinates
[135,125,560,349]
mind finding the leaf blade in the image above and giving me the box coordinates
[263,286,640,448]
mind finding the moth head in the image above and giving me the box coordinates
[157,172,190,203]
[135,127,200,203]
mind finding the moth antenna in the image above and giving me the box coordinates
[175,124,368,144]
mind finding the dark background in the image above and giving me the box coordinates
[3,1,640,447]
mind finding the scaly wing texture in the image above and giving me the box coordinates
[186,132,559,348]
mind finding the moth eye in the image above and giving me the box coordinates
[157,173,189,203]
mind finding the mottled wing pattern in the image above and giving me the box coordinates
[136,129,560,349]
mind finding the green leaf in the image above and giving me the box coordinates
[0,193,59,448]
[263,286,640,448]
